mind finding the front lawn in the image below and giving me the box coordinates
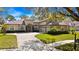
[35,32,79,44]
[0,34,17,49]
[55,43,79,51]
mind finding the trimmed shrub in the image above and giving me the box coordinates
[47,29,69,35]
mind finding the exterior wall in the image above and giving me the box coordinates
[6,24,26,31]
[39,21,47,25]
[6,24,70,32]
[25,20,33,25]
[60,25,69,31]
[39,25,69,33]
[39,25,50,33]
[75,26,79,31]
[33,25,39,32]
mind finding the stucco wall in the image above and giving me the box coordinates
[6,24,26,31]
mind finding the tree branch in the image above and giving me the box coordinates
[64,7,79,21]
[76,7,79,14]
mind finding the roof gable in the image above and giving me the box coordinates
[5,20,24,25]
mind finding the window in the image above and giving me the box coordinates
[10,27,14,30]
[19,25,25,30]
[21,26,24,30]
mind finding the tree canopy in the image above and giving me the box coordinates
[26,7,79,21]
[6,15,16,21]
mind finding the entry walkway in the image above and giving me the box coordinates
[47,40,74,47]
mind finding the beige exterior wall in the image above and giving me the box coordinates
[39,22,47,25]
[39,25,50,33]
[25,20,33,25]
[6,24,26,31]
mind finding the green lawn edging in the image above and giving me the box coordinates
[35,32,79,44]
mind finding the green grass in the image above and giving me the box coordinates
[0,34,17,49]
[35,32,79,44]
[55,43,79,51]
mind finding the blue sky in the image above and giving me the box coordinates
[4,7,33,20]
[0,7,77,20]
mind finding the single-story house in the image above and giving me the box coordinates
[1,16,79,33]
[5,19,49,32]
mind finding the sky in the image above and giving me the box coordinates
[0,7,77,20]
[1,7,33,20]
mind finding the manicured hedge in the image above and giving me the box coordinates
[47,29,69,35]
[6,30,26,33]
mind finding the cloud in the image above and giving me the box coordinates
[7,8,16,13]
[15,17,21,20]
[10,12,22,17]
[25,14,32,17]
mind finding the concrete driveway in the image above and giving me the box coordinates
[16,33,40,48]
[5,32,60,51]
[6,32,57,51]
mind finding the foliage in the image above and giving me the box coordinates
[20,15,29,19]
[30,16,36,20]
[47,30,69,35]
[47,27,69,35]
[1,24,8,35]
[0,34,17,49]
[61,7,79,21]
[48,12,65,22]
[55,43,79,51]
[69,26,76,34]
[27,7,79,21]
[34,7,49,20]
[6,15,16,21]
[0,8,5,12]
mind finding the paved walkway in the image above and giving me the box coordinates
[47,40,74,47]
[2,33,74,51]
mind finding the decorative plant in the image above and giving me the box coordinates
[1,24,8,35]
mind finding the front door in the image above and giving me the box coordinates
[26,25,33,32]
